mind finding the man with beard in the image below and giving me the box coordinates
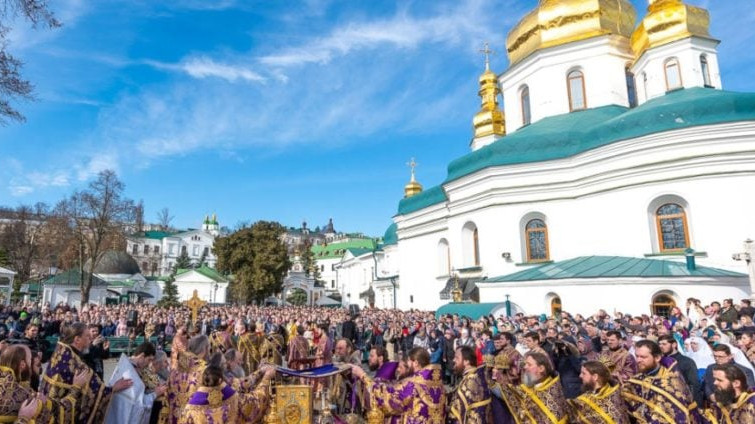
[703,363,755,422]
[622,340,700,423]
[597,330,636,384]
[448,346,492,424]
[703,344,755,403]
[335,339,362,365]
[569,360,630,423]
[332,339,363,414]
[658,334,701,405]
[40,322,133,424]
[369,345,398,382]
[503,351,569,423]
[166,335,210,424]
[487,332,521,423]
[0,344,89,423]
[351,347,446,423]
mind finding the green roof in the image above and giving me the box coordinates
[346,248,374,257]
[107,280,136,288]
[447,88,755,183]
[435,302,506,320]
[487,256,746,282]
[397,185,448,215]
[175,265,229,282]
[43,269,108,286]
[382,223,398,246]
[311,238,377,259]
[397,88,755,216]
[132,230,176,240]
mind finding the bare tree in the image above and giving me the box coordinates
[0,0,61,124]
[156,207,174,231]
[134,200,144,232]
[0,202,49,292]
[57,170,135,306]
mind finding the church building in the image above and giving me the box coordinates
[380,0,755,316]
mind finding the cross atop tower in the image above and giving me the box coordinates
[479,42,495,71]
[407,157,418,182]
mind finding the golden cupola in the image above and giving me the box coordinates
[630,0,712,59]
[506,0,637,66]
[404,158,423,198]
[472,44,505,139]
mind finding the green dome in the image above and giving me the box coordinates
[383,223,398,246]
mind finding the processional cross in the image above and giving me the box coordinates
[186,289,207,325]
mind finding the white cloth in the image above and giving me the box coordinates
[724,343,755,376]
[105,354,155,424]
[687,336,714,370]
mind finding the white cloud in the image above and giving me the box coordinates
[180,56,266,83]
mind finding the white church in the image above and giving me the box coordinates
[337,0,755,317]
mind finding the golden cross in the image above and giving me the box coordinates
[479,42,495,71]
[185,289,206,325]
[406,158,418,181]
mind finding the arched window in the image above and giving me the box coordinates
[567,70,586,111]
[656,203,690,251]
[525,219,549,262]
[651,293,676,318]
[462,222,480,267]
[520,85,531,125]
[664,58,682,91]
[551,296,562,317]
[626,67,637,108]
[437,239,450,276]
[700,55,711,87]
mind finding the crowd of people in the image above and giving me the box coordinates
[0,297,754,422]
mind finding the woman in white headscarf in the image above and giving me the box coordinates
[686,336,715,381]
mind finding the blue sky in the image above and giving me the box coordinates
[0,0,753,236]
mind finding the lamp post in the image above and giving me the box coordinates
[505,294,511,317]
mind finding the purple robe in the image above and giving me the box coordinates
[364,364,446,424]
[703,391,755,423]
[448,366,492,424]
[180,380,270,424]
[622,361,700,424]
[167,351,207,424]
[39,342,112,424]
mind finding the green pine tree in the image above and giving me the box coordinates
[300,239,322,282]
[175,249,192,270]
[197,249,208,268]
[157,270,181,308]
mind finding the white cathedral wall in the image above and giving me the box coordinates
[501,36,634,133]
[476,278,749,317]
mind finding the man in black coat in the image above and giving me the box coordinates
[702,343,755,403]
[81,324,110,380]
[341,315,357,345]
[658,334,702,406]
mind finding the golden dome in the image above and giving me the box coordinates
[630,0,712,59]
[473,64,505,139]
[506,0,637,66]
[404,158,423,198]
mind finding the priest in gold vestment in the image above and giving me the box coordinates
[702,363,755,424]
[503,351,569,424]
[166,335,210,424]
[448,346,492,424]
[569,360,630,424]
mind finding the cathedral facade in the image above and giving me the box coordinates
[382,0,755,315]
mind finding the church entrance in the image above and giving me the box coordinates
[651,293,676,318]
[550,296,562,317]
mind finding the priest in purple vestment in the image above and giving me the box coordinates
[351,347,446,424]
[448,346,492,424]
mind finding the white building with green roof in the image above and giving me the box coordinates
[385,0,755,315]
[126,214,221,276]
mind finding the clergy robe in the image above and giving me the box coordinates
[569,382,631,424]
[598,347,637,384]
[287,335,310,370]
[170,335,188,370]
[166,351,207,424]
[362,364,446,424]
[0,365,79,424]
[702,391,755,424]
[178,380,270,424]
[259,334,284,366]
[485,346,521,424]
[39,342,112,424]
[235,332,258,375]
[209,331,231,354]
[448,366,492,424]
[622,361,700,424]
[105,355,157,424]
[504,374,570,424]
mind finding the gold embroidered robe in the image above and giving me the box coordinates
[621,364,698,424]
[703,392,755,424]
[235,333,258,375]
[448,366,492,424]
[0,365,80,424]
[166,351,207,424]
[569,382,631,424]
[361,364,446,424]
[178,379,270,424]
[598,348,637,384]
[39,343,112,424]
[504,375,569,424]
